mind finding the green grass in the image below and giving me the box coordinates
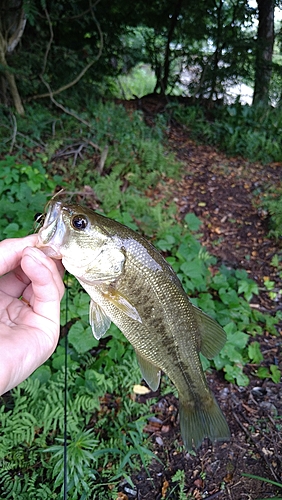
[113,64,157,99]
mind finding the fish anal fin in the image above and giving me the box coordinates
[179,393,230,450]
[135,351,161,392]
[90,299,111,340]
[101,286,142,324]
[192,305,226,359]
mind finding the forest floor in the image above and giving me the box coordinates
[116,97,282,500]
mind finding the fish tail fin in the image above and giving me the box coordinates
[179,393,230,451]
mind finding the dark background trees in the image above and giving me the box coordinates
[0,0,281,112]
[253,0,275,104]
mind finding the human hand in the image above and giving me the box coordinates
[0,235,65,395]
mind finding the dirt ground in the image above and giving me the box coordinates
[116,97,282,500]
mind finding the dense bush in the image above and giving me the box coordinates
[169,101,282,163]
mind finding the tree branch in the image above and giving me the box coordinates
[30,0,103,102]
[40,8,53,77]
[38,78,93,127]
[7,7,26,53]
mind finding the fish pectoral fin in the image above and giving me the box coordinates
[101,286,142,323]
[89,299,111,339]
[192,304,226,359]
[135,351,161,392]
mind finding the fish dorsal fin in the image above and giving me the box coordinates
[135,351,161,392]
[90,300,111,339]
[192,304,226,359]
[100,286,142,324]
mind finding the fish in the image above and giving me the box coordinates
[36,200,230,450]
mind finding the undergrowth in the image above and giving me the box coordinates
[0,101,281,499]
[167,100,282,238]
[257,185,282,240]
[168,100,282,164]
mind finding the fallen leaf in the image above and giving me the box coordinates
[162,479,169,498]
[133,384,151,395]
[116,493,128,500]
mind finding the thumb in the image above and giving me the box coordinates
[21,247,65,320]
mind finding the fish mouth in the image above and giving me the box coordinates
[40,217,58,244]
[36,201,65,259]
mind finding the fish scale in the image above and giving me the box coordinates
[115,243,204,395]
[37,200,230,450]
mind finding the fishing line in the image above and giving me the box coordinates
[33,209,69,497]
[63,274,69,500]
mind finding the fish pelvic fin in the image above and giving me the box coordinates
[135,351,161,392]
[179,393,230,451]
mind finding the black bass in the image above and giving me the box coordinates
[37,200,230,449]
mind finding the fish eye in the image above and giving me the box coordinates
[71,214,88,230]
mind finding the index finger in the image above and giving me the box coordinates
[0,235,38,276]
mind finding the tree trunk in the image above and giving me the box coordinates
[253,0,274,105]
[0,32,24,115]
[162,0,184,93]
[0,0,26,115]
[154,0,183,94]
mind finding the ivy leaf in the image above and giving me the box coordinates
[257,366,270,379]
[219,288,240,307]
[270,365,281,383]
[224,364,249,386]
[226,329,249,350]
[238,279,259,301]
[184,212,202,231]
[248,341,263,363]
[30,365,52,384]
[68,321,98,354]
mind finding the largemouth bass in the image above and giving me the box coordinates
[37,200,230,449]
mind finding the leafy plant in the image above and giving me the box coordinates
[156,212,281,386]
[168,101,282,163]
[169,469,187,500]
[0,326,154,499]
[0,156,61,239]
[112,63,157,99]
[1,101,281,498]
[258,186,282,239]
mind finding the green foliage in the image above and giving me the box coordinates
[1,101,281,497]
[0,156,61,239]
[170,469,187,500]
[156,213,281,386]
[257,364,281,384]
[2,0,256,105]
[169,102,282,163]
[0,326,153,499]
[258,186,282,239]
[112,63,157,99]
